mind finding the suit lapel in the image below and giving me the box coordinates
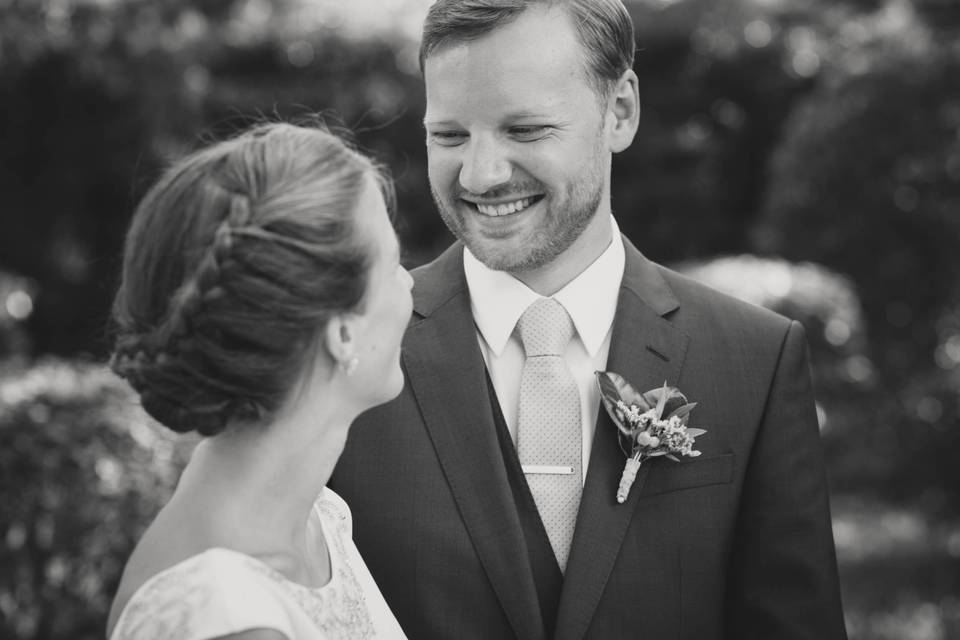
[404,244,545,640]
[555,239,690,640]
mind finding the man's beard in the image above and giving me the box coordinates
[430,169,604,274]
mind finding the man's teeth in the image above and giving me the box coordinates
[475,198,534,217]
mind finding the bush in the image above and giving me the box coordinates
[750,13,960,511]
[753,21,960,378]
[0,360,192,640]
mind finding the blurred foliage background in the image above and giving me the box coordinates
[0,0,958,638]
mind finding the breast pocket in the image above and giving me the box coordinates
[639,452,735,498]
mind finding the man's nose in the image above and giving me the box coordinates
[459,137,511,194]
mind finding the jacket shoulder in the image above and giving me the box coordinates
[656,263,795,341]
[410,243,467,318]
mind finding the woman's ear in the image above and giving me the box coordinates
[323,314,359,376]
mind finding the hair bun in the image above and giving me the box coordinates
[109,123,381,437]
[139,388,229,436]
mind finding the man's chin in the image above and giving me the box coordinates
[465,242,553,273]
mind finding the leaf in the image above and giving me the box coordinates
[642,384,688,419]
[596,371,652,447]
[618,433,636,457]
[686,428,707,438]
[595,371,649,409]
[598,392,629,435]
[665,454,680,462]
[667,402,697,420]
[613,420,635,438]
[653,381,669,418]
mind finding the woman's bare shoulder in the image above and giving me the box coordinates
[106,508,217,635]
[107,545,296,640]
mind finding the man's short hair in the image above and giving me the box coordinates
[419,0,636,101]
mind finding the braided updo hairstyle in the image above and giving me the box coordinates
[110,123,390,436]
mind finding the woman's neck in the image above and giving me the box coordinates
[168,395,356,564]
[106,390,358,634]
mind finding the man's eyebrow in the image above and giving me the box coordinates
[424,111,555,128]
[503,111,552,119]
[423,118,459,127]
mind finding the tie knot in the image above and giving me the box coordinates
[517,298,575,357]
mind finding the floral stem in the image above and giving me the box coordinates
[617,457,642,504]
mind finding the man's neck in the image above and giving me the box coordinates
[510,212,613,296]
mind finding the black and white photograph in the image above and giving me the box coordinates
[1,0,958,638]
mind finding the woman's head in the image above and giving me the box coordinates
[110,122,404,436]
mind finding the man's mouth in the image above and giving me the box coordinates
[467,195,543,217]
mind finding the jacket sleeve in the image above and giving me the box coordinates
[724,320,848,639]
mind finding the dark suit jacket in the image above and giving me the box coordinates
[331,237,847,640]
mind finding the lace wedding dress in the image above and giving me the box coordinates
[110,489,407,640]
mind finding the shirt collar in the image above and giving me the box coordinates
[464,215,625,357]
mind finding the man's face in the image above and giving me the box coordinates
[423,6,613,274]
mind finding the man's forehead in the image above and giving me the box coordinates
[424,72,591,127]
[424,55,582,119]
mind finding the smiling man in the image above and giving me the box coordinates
[422,6,618,289]
[331,1,847,639]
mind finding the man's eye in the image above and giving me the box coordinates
[510,126,549,141]
[429,131,468,146]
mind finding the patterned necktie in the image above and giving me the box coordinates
[516,297,583,573]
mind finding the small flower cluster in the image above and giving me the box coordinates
[596,372,707,503]
[614,400,701,458]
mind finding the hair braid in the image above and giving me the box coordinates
[157,191,251,352]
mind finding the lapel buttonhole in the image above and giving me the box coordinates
[646,345,670,362]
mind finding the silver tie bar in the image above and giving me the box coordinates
[521,465,575,475]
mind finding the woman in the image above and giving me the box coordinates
[106,123,412,639]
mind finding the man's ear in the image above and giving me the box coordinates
[607,68,640,153]
[323,314,358,370]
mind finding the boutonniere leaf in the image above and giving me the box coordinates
[595,372,707,503]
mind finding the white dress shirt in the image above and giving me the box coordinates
[464,215,626,484]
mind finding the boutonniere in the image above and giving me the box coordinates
[595,372,707,503]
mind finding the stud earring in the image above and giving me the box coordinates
[341,357,360,376]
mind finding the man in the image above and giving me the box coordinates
[331,1,847,638]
